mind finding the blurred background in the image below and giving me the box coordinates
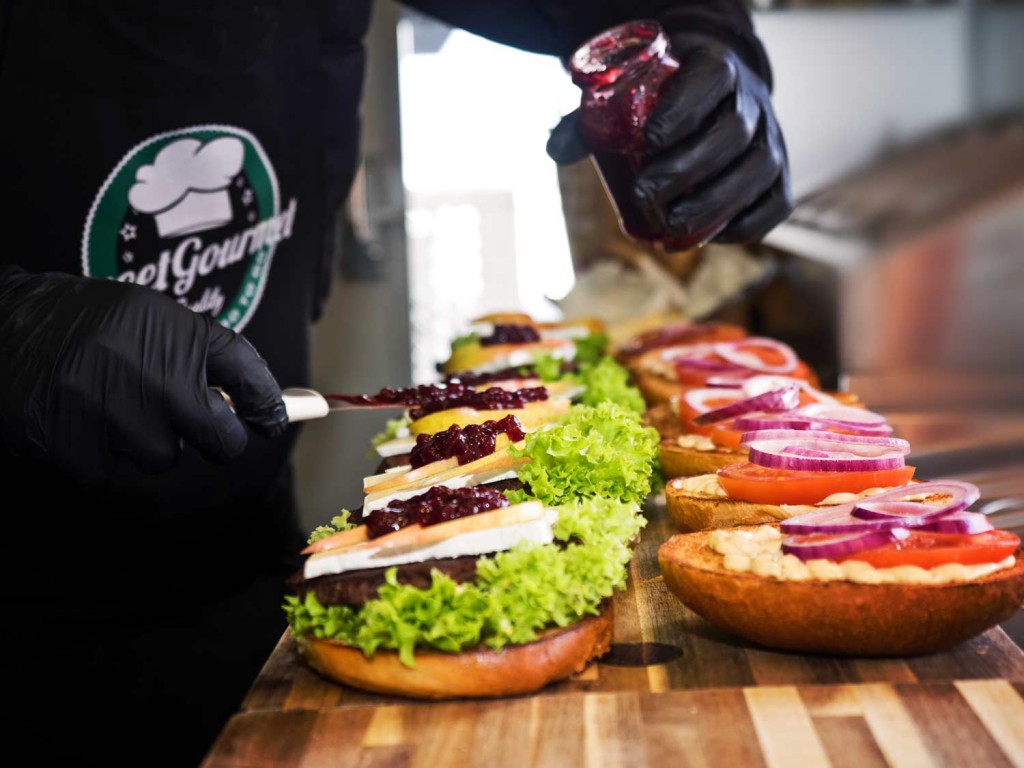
[294,0,1024,536]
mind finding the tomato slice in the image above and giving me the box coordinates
[678,395,740,436]
[708,423,744,450]
[841,530,1021,569]
[717,462,917,506]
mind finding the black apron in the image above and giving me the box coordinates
[0,2,370,762]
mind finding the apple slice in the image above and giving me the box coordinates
[364,434,517,494]
[363,445,528,509]
[306,502,545,565]
[371,501,545,557]
[300,525,369,555]
[363,457,458,494]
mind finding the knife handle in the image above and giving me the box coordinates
[281,388,331,422]
[216,386,331,423]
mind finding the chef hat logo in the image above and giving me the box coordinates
[129,137,245,238]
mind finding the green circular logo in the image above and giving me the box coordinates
[82,125,296,331]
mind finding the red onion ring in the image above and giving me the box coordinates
[781,481,981,537]
[682,387,743,415]
[733,412,819,431]
[798,402,887,428]
[782,527,910,561]
[741,429,910,472]
[916,510,994,535]
[691,385,800,427]
[742,375,836,403]
[675,357,750,374]
[706,377,749,388]
[851,480,979,523]
[715,339,798,375]
[778,506,908,534]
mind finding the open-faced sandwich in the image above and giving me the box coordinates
[631,336,819,407]
[285,399,659,698]
[440,314,606,376]
[665,421,914,531]
[654,375,869,479]
[659,480,1024,655]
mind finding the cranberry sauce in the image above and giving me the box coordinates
[328,383,548,420]
[365,486,511,539]
[479,324,541,347]
[327,383,468,408]
[570,21,711,251]
[409,415,527,469]
[408,386,547,420]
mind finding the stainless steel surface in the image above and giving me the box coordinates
[759,116,1024,411]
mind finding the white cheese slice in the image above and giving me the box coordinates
[539,325,592,341]
[375,435,417,458]
[303,508,557,579]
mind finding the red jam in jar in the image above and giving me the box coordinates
[570,20,702,252]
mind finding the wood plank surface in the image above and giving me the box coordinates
[206,496,1024,765]
[206,683,1024,767]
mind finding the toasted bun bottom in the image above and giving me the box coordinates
[633,372,684,408]
[659,529,1024,656]
[301,605,613,699]
[665,481,790,531]
[660,441,747,479]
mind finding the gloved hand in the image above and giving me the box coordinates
[0,267,287,483]
[548,36,792,245]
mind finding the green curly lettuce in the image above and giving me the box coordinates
[572,331,609,367]
[531,352,565,382]
[574,356,645,413]
[369,415,411,451]
[508,402,659,507]
[307,510,357,545]
[284,497,644,666]
[532,351,644,414]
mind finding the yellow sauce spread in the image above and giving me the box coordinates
[707,526,1015,585]
[670,474,729,499]
[675,434,718,452]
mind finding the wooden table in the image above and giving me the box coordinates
[205,497,1024,767]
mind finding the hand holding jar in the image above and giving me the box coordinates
[547,20,792,251]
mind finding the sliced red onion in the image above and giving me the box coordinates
[682,387,743,415]
[798,402,887,428]
[675,356,750,374]
[706,377,749,388]
[781,481,981,538]
[781,446,832,459]
[715,339,798,375]
[851,480,980,523]
[741,429,910,450]
[782,527,910,561]
[742,375,836,404]
[780,505,907,534]
[691,385,800,427]
[743,430,910,472]
[852,500,937,523]
[733,412,819,431]
[917,511,994,534]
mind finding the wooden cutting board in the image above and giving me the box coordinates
[205,496,1024,766]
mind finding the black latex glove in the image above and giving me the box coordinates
[0,268,287,483]
[548,37,793,245]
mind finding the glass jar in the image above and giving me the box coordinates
[569,20,700,252]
